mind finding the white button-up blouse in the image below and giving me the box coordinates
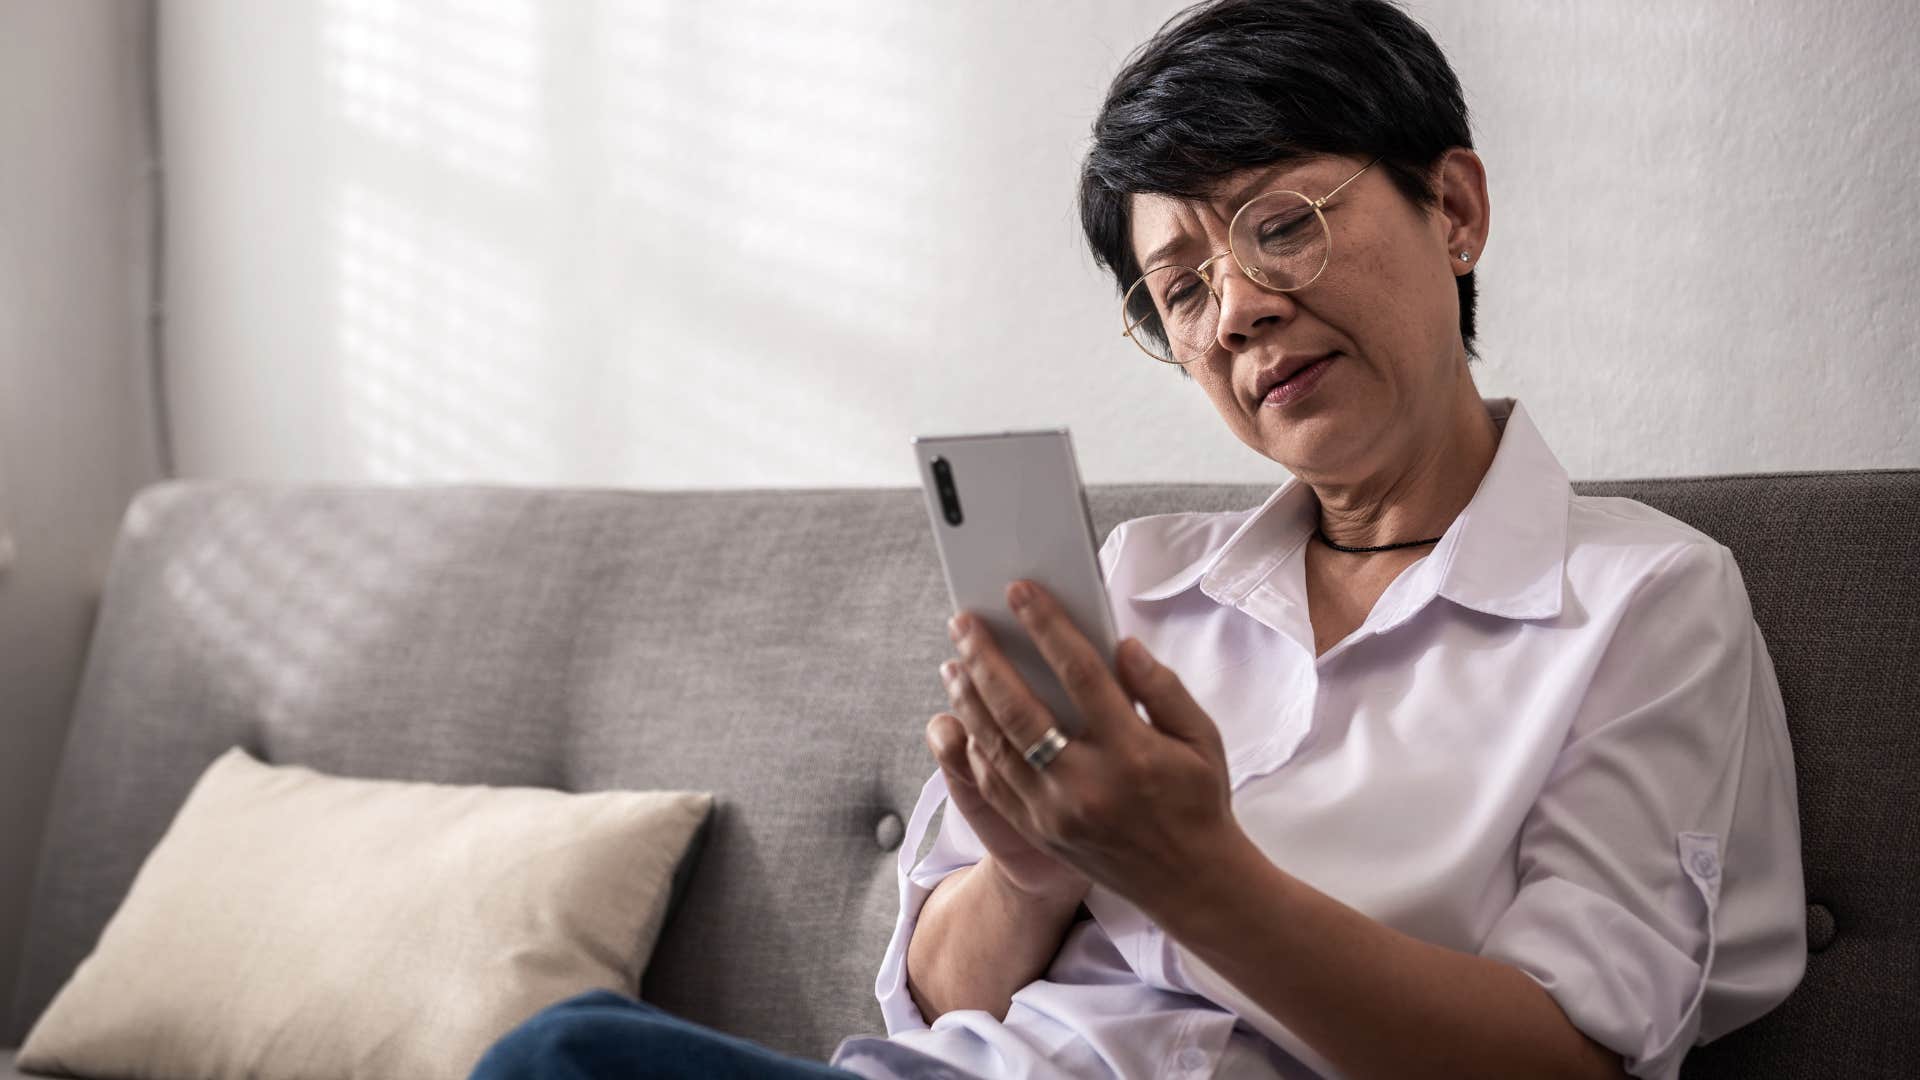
[848,399,1806,1080]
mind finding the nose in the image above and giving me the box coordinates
[1214,264,1297,353]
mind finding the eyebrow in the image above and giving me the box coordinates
[1134,162,1319,272]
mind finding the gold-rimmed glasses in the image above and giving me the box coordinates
[1121,156,1379,365]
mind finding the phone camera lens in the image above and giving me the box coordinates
[931,456,963,526]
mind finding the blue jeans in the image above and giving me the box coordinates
[471,990,861,1080]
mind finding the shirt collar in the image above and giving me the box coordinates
[1127,398,1569,622]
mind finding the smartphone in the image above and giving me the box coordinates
[912,429,1119,737]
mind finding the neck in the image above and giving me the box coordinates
[1308,389,1500,551]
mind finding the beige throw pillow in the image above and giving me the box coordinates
[19,748,713,1080]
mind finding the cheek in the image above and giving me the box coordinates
[1190,364,1263,440]
[1321,232,1454,364]
[1191,366,1234,411]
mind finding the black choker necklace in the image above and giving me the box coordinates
[1314,529,1445,554]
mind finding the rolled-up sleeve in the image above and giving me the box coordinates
[1479,541,1806,1079]
[872,770,989,1033]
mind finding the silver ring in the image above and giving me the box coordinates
[1021,726,1070,771]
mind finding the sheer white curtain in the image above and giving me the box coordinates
[0,0,165,1031]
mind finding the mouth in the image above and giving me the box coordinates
[1254,352,1337,404]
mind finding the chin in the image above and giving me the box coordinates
[1257,412,1366,477]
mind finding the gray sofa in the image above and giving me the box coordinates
[5,473,1917,1078]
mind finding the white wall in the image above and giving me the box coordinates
[0,0,163,1019]
[159,0,1916,491]
[1424,0,1920,476]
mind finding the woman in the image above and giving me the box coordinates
[474,1,1805,1077]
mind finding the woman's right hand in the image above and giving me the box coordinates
[907,665,1091,1022]
[927,686,1089,903]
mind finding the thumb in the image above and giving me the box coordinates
[1116,637,1222,753]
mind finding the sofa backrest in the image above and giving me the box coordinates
[9,473,1917,1077]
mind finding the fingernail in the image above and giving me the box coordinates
[939,660,956,683]
[1008,581,1033,612]
[1124,638,1154,679]
[948,613,969,640]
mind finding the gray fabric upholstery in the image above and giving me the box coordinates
[0,1049,23,1080]
[7,472,1917,1078]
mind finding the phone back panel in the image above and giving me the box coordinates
[912,430,1118,737]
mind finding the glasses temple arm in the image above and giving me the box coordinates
[1314,155,1382,208]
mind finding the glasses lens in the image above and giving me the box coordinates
[1124,265,1218,365]
[1230,191,1329,291]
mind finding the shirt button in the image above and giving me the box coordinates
[1176,1047,1207,1071]
[1690,849,1719,879]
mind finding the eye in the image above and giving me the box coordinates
[1259,208,1314,244]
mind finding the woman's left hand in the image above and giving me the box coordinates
[939,579,1246,917]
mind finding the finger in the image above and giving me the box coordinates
[938,658,999,753]
[949,612,1068,765]
[964,723,1040,830]
[921,711,975,787]
[1114,637,1224,758]
[927,712,996,811]
[1006,580,1136,741]
[940,657,1045,804]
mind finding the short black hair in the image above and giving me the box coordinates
[1079,0,1477,359]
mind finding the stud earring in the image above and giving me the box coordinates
[1458,250,1472,262]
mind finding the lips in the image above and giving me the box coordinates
[1253,353,1336,402]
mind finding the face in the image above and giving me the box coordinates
[1128,150,1488,485]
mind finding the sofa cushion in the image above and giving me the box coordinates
[17,748,710,1080]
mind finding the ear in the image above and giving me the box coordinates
[1434,147,1490,275]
